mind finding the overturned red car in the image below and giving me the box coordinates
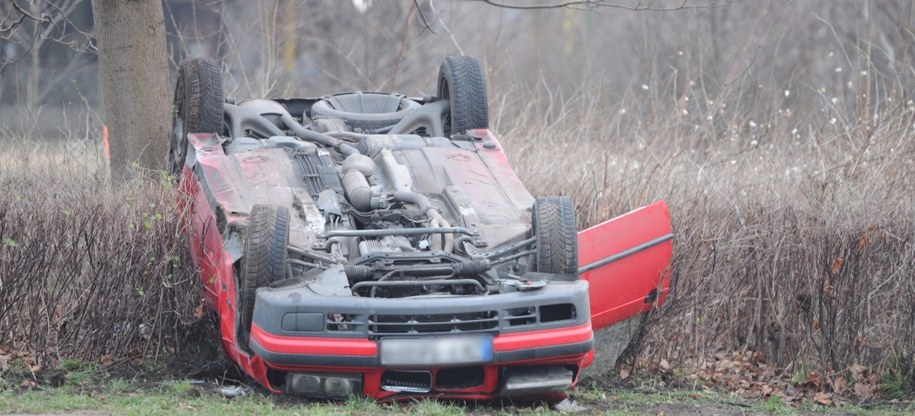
[169,56,672,401]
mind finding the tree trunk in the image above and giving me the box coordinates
[92,0,171,179]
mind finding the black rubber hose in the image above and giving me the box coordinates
[351,279,484,294]
[452,259,492,275]
[280,113,360,156]
[391,190,433,211]
[344,265,373,284]
[224,104,284,137]
[388,100,449,137]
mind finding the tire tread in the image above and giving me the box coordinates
[533,196,578,275]
[439,56,489,135]
[238,205,289,335]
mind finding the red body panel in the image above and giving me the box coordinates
[251,324,379,356]
[492,322,592,351]
[578,201,673,330]
[182,158,280,394]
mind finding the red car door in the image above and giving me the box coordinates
[578,201,673,330]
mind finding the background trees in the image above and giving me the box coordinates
[2,1,913,178]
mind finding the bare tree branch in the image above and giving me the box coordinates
[1,0,94,51]
[11,1,51,23]
[0,8,29,35]
[469,0,742,12]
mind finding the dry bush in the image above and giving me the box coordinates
[494,55,915,385]
[0,139,201,368]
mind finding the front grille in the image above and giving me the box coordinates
[326,313,363,332]
[436,366,484,389]
[368,311,499,335]
[323,303,576,336]
[369,311,499,336]
[508,303,576,326]
[381,370,432,393]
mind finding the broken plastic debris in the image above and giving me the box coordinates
[219,385,250,398]
[552,398,586,412]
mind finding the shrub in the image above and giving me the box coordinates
[0,144,201,368]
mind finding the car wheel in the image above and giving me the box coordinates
[310,92,421,132]
[168,57,224,176]
[437,55,489,136]
[237,204,290,338]
[532,196,578,278]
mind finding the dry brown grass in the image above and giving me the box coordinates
[0,138,201,368]
[495,64,915,388]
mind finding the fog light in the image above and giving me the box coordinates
[285,373,362,399]
[286,374,322,396]
[324,376,356,398]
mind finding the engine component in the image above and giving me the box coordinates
[358,236,414,256]
[294,151,343,201]
[341,153,385,212]
[238,98,289,127]
[378,148,413,192]
[310,92,422,133]
[341,154,376,176]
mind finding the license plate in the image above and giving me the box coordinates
[379,336,493,366]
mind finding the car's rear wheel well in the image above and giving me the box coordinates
[236,204,290,351]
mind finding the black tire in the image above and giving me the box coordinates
[237,205,289,336]
[437,56,489,136]
[168,57,224,175]
[532,196,578,277]
[309,92,421,132]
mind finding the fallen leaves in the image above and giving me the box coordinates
[854,381,875,399]
[193,302,206,320]
[830,257,845,276]
[0,346,45,375]
[636,352,885,407]
[813,392,832,406]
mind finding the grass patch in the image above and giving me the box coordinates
[1,375,914,415]
[60,358,106,389]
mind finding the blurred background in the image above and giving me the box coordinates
[2,1,913,128]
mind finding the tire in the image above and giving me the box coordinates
[532,196,578,277]
[237,205,289,335]
[309,92,421,132]
[437,56,489,136]
[168,57,224,175]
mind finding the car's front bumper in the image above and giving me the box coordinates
[248,280,594,399]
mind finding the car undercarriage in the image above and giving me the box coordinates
[171,56,673,400]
